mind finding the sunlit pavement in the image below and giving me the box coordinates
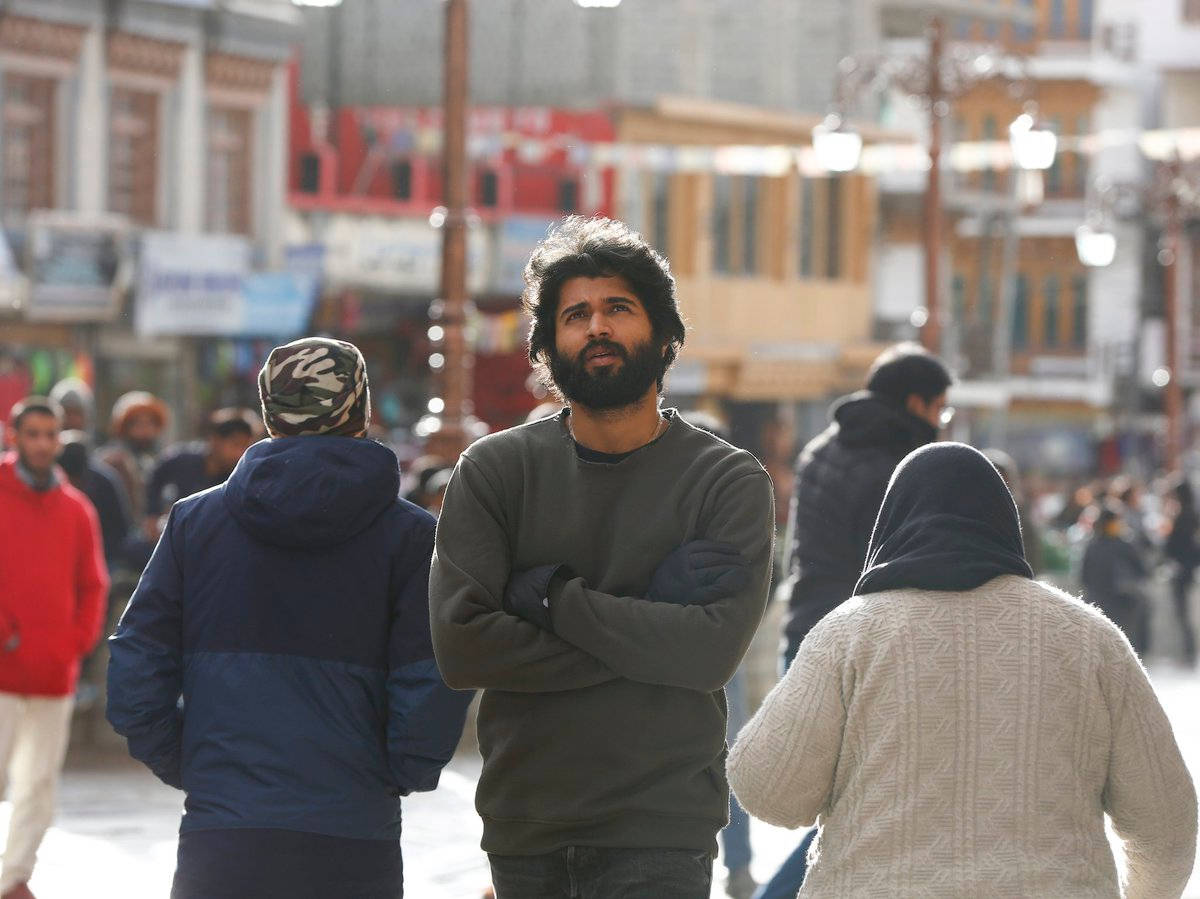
[8,663,1199,898]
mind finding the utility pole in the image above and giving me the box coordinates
[427,0,473,459]
[1163,156,1184,473]
[920,15,945,354]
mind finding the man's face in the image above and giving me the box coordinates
[124,411,163,453]
[549,275,665,411]
[10,412,60,477]
[61,405,87,432]
[209,432,254,477]
[906,392,951,431]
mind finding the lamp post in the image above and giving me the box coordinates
[1077,159,1200,472]
[813,9,1042,356]
[424,0,472,459]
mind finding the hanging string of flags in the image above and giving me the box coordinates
[385,119,1200,177]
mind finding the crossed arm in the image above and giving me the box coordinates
[428,454,775,694]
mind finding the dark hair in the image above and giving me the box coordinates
[207,407,257,440]
[866,342,953,405]
[522,215,685,392]
[10,397,62,431]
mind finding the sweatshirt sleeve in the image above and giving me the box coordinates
[386,513,473,795]
[429,454,618,692]
[73,494,110,657]
[548,470,775,693]
[1101,627,1197,899]
[726,612,847,829]
[106,508,185,790]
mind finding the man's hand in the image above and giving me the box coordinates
[503,565,571,631]
[648,540,750,606]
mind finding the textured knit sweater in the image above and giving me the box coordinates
[728,575,1197,898]
[429,411,775,856]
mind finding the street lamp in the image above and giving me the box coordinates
[1008,113,1057,172]
[815,15,1046,355]
[1078,159,1200,471]
[811,114,863,173]
[1074,223,1117,268]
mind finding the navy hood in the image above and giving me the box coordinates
[831,390,936,451]
[223,437,401,550]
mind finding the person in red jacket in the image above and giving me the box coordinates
[0,397,108,899]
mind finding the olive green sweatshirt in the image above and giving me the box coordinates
[429,410,775,856]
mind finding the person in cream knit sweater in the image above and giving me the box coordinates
[729,443,1197,898]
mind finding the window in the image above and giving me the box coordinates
[1079,0,1095,38]
[1050,0,1066,37]
[109,87,159,226]
[742,177,759,276]
[651,171,670,257]
[2,72,56,222]
[981,116,997,193]
[1073,115,1090,196]
[952,274,967,326]
[1045,117,1063,195]
[1012,275,1030,349]
[1016,0,1036,41]
[712,175,758,276]
[206,106,253,234]
[1072,275,1088,347]
[979,272,993,326]
[713,175,732,274]
[798,177,814,278]
[391,159,412,200]
[477,169,499,207]
[825,177,840,279]
[1043,275,1060,347]
[954,17,971,39]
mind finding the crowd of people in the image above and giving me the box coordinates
[0,213,1195,899]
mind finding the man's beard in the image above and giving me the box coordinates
[549,337,667,411]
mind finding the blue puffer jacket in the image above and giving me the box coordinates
[107,437,471,848]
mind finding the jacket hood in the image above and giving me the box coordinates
[223,437,400,550]
[830,390,937,451]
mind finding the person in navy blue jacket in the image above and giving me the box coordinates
[107,337,471,899]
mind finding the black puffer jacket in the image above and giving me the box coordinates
[781,391,936,649]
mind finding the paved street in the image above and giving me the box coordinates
[7,663,1198,898]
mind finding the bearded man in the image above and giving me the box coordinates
[430,216,775,899]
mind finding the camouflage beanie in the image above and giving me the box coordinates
[258,337,371,438]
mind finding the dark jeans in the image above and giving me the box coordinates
[489,846,713,899]
[1172,571,1198,666]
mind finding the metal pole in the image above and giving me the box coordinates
[1163,159,1183,472]
[428,0,472,459]
[920,15,945,353]
[991,167,1024,448]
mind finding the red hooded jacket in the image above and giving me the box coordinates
[0,453,108,696]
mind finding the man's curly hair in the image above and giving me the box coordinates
[522,216,685,392]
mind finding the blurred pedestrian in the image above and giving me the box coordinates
[1081,500,1150,655]
[982,448,1044,576]
[57,431,131,575]
[1163,474,1199,668]
[0,398,108,899]
[729,443,1198,898]
[107,337,470,899]
[143,407,257,540]
[98,390,168,523]
[48,378,94,436]
[430,216,774,898]
[762,342,952,899]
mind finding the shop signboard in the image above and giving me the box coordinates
[491,217,556,296]
[25,213,128,323]
[137,232,317,337]
[321,215,487,295]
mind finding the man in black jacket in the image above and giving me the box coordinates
[754,342,952,899]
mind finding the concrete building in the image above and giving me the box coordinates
[0,0,300,436]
